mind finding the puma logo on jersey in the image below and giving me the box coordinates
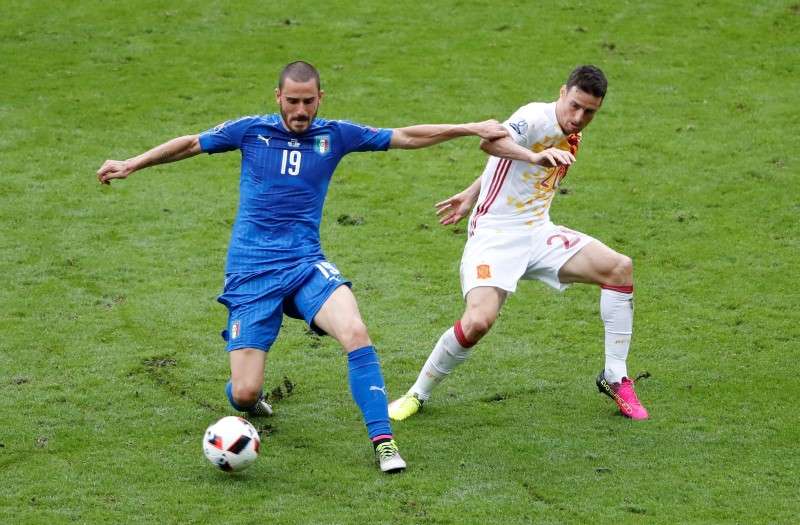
[257,135,271,146]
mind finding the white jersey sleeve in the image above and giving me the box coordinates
[502,103,549,149]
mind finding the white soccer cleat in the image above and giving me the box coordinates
[374,439,407,473]
[247,395,273,417]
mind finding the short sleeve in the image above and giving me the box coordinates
[335,120,392,154]
[199,116,258,154]
[502,104,538,149]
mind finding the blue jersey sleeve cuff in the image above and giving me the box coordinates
[198,132,216,154]
[376,128,393,151]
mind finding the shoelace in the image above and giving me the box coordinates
[375,441,398,460]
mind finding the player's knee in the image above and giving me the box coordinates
[232,381,261,406]
[608,254,633,285]
[339,318,371,350]
[463,312,496,341]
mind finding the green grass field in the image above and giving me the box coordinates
[1,1,798,523]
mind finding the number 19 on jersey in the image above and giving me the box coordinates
[281,150,301,176]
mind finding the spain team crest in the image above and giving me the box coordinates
[315,135,331,155]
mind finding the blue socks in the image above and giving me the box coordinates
[347,346,392,440]
[226,348,393,441]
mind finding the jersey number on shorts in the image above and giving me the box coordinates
[546,229,581,249]
[315,261,341,281]
[281,150,302,176]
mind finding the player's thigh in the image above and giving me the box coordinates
[558,239,628,285]
[286,260,362,340]
[312,285,370,351]
[522,224,595,290]
[229,348,267,391]
[464,286,507,323]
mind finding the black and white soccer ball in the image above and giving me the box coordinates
[202,416,260,472]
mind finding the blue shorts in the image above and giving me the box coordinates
[217,260,350,352]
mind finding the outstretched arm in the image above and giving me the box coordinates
[480,136,575,167]
[435,176,482,225]
[96,134,202,185]
[389,120,507,149]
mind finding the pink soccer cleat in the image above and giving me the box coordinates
[596,371,649,420]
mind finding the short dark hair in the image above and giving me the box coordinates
[278,61,321,90]
[566,65,607,98]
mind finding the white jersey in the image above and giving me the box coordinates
[468,102,581,235]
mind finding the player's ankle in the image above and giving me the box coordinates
[371,434,394,449]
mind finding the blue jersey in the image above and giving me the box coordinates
[199,114,393,273]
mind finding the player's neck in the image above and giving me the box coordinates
[553,100,569,135]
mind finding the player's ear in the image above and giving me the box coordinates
[559,85,567,99]
[274,87,281,103]
[318,90,324,103]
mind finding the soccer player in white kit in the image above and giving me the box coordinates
[389,65,649,421]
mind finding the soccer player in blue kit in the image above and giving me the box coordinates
[96,61,507,473]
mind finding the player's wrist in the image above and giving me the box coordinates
[464,122,481,136]
[123,158,140,175]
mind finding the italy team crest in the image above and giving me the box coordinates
[315,135,331,155]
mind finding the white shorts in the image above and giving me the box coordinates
[459,222,596,297]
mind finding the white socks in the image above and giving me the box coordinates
[408,288,633,398]
[600,286,633,384]
[410,326,472,401]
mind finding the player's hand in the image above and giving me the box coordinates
[532,148,575,167]
[96,160,133,185]
[473,119,508,141]
[435,190,476,226]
